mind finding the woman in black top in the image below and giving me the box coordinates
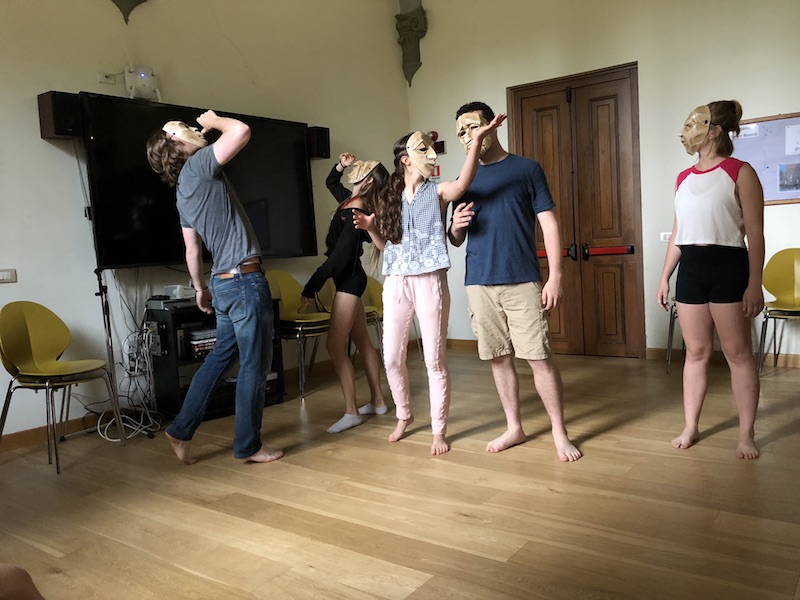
[302,155,390,432]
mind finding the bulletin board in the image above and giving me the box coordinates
[732,112,800,205]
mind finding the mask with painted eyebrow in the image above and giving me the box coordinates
[406,131,437,178]
[679,106,711,155]
[456,112,492,156]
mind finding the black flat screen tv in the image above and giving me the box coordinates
[79,92,317,270]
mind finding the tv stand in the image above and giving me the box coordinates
[146,300,283,420]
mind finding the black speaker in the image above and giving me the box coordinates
[307,126,330,159]
[37,91,82,139]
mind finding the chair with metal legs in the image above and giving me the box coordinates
[666,298,679,373]
[757,248,800,372]
[266,270,331,400]
[0,301,125,474]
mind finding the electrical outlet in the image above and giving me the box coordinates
[660,232,671,243]
[97,71,115,85]
[0,268,17,283]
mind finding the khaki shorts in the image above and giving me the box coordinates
[466,282,552,361]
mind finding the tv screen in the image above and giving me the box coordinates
[79,92,317,270]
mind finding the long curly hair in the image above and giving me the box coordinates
[352,163,390,276]
[353,163,390,213]
[146,130,189,187]
[374,133,411,245]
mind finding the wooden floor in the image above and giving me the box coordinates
[1,351,799,600]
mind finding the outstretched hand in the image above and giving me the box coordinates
[353,211,375,231]
[476,113,507,140]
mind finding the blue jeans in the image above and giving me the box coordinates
[166,271,273,459]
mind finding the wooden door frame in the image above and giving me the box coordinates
[506,62,646,358]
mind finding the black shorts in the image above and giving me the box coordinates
[676,245,749,304]
[334,265,367,297]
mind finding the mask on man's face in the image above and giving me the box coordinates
[162,121,208,147]
[679,106,711,155]
[456,112,492,156]
[406,131,437,178]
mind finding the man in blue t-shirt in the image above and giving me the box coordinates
[448,101,581,462]
[146,111,282,466]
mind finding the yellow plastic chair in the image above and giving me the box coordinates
[757,248,800,371]
[265,270,330,399]
[0,301,125,474]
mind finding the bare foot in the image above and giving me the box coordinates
[388,415,414,442]
[736,436,759,460]
[165,431,197,465]
[431,434,450,455]
[486,428,526,453]
[554,432,582,462]
[242,446,284,463]
[671,427,699,450]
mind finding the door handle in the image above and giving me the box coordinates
[567,243,578,261]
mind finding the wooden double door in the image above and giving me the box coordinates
[508,63,645,357]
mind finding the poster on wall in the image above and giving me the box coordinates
[733,112,800,205]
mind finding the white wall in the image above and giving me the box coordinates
[0,0,408,435]
[408,0,800,352]
[2,0,798,435]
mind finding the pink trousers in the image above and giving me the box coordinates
[382,270,451,435]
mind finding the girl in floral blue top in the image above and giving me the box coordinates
[355,113,505,455]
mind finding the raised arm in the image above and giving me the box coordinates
[196,110,250,166]
[325,153,355,203]
[438,113,506,204]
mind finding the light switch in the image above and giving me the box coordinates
[0,269,18,283]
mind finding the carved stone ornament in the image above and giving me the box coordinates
[111,0,148,23]
[395,5,427,87]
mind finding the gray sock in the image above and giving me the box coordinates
[326,413,365,433]
[358,403,389,415]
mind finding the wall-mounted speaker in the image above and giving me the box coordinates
[307,126,330,159]
[37,91,82,139]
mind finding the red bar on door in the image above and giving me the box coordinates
[536,248,570,258]
[586,245,634,256]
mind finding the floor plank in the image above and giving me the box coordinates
[1,351,799,599]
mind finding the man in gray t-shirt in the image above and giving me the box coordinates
[147,110,282,465]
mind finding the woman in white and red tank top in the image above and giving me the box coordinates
[657,100,765,460]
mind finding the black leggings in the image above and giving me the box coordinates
[676,245,749,304]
